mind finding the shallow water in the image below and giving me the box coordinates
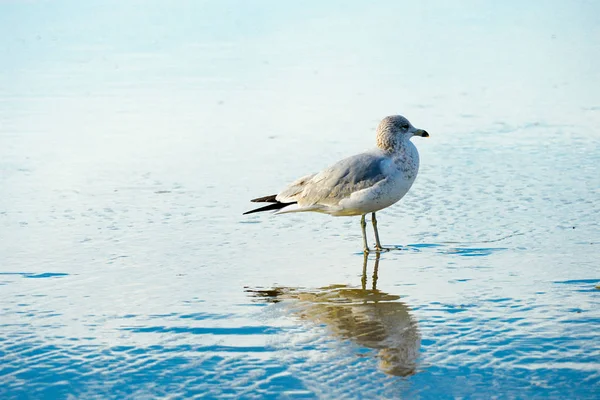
[1,1,600,399]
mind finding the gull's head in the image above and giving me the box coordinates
[376,115,429,151]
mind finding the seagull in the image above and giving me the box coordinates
[243,115,429,252]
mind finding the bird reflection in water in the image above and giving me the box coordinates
[246,253,421,377]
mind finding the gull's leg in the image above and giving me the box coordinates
[372,212,388,252]
[361,214,370,253]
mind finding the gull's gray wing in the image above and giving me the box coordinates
[276,173,317,203]
[277,152,386,207]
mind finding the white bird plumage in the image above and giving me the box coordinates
[244,115,429,252]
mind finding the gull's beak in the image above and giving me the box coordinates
[414,129,429,138]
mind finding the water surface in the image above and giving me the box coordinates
[1,1,600,398]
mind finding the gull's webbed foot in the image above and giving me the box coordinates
[374,245,391,252]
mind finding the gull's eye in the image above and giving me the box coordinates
[400,123,409,130]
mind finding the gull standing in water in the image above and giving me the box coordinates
[244,115,429,252]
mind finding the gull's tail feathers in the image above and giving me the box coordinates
[275,204,325,215]
[245,173,317,215]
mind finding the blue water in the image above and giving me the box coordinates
[2,1,600,399]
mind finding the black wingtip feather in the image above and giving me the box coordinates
[243,201,296,215]
[251,194,278,203]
